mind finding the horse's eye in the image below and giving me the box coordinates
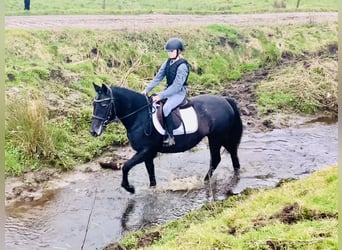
[101,103,108,107]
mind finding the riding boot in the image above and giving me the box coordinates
[163,114,175,146]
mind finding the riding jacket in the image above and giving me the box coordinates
[165,58,189,88]
[144,58,190,101]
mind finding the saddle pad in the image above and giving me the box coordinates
[152,106,198,135]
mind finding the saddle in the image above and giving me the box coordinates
[156,98,192,128]
[151,98,198,136]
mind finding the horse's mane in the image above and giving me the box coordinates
[111,85,147,105]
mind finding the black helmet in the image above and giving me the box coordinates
[165,38,184,51]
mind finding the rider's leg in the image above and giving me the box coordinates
[162,94,185,146]
[163,113,175,146]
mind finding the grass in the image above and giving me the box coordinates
[4,22,337,175]
[6,93,54,156]
[5,0,338,15]
[114,166,338,249]
[257,57,338,114]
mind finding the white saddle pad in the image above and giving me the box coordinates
[152,104,198,135]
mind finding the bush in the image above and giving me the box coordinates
[6,92,55,158]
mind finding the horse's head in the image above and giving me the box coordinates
[90,83,117,137]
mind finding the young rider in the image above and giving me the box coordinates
[143,38,190,146]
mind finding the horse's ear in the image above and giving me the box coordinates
[93,82,101,93]
[101,84,111,95]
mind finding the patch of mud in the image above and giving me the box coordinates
[222,48,338,133]
[5,169,61,204]
[270,202,338,224]
[246,202,338,233]
[104,231,161,250]
[227,201,338,241]
[137,231,161,248]
[250,202,338,249]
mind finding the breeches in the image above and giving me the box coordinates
[162,93,186,116]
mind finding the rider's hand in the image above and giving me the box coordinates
[152,95,161,103]
[142,90,148,96]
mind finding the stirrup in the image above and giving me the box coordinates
[163,135,175,146]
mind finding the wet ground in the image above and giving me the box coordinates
[5,119,337,250]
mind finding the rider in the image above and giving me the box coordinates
[143,38,190,146]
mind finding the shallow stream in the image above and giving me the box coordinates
[5,120,337,250]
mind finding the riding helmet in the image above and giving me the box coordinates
[165,38,184,51]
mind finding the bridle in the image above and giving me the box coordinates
[92,87,153,130]
[92,87,117,127]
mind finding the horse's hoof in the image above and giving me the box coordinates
[121,183,135,194]
[204,175,210,182]
[233,169,240,176]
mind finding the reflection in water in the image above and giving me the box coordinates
[5,123,338,249]
[121,199,136,231]
[121,173,241,235]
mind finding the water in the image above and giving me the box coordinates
[5,122,338,250]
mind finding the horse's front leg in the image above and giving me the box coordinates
[144,153,157,187]
[121,151,148,194]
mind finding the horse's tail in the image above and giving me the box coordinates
[226,97,243,145]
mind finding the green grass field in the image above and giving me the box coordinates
[5,0,338,15]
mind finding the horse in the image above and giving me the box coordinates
[90,83,243,194]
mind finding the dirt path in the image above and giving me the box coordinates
[5,12,337,30]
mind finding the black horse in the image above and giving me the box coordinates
[90,83,243,193]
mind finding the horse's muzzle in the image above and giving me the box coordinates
[89,125,103,137]
[89,129,99,137]
[90,119,105,137]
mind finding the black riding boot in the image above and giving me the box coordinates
[163,114,175,146]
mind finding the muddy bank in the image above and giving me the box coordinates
[5,120,338,250]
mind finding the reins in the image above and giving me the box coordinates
[118,101,151,120]
[115,95,154,136]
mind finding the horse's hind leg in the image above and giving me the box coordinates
[204,138,221,181]
[224,143,240,174]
